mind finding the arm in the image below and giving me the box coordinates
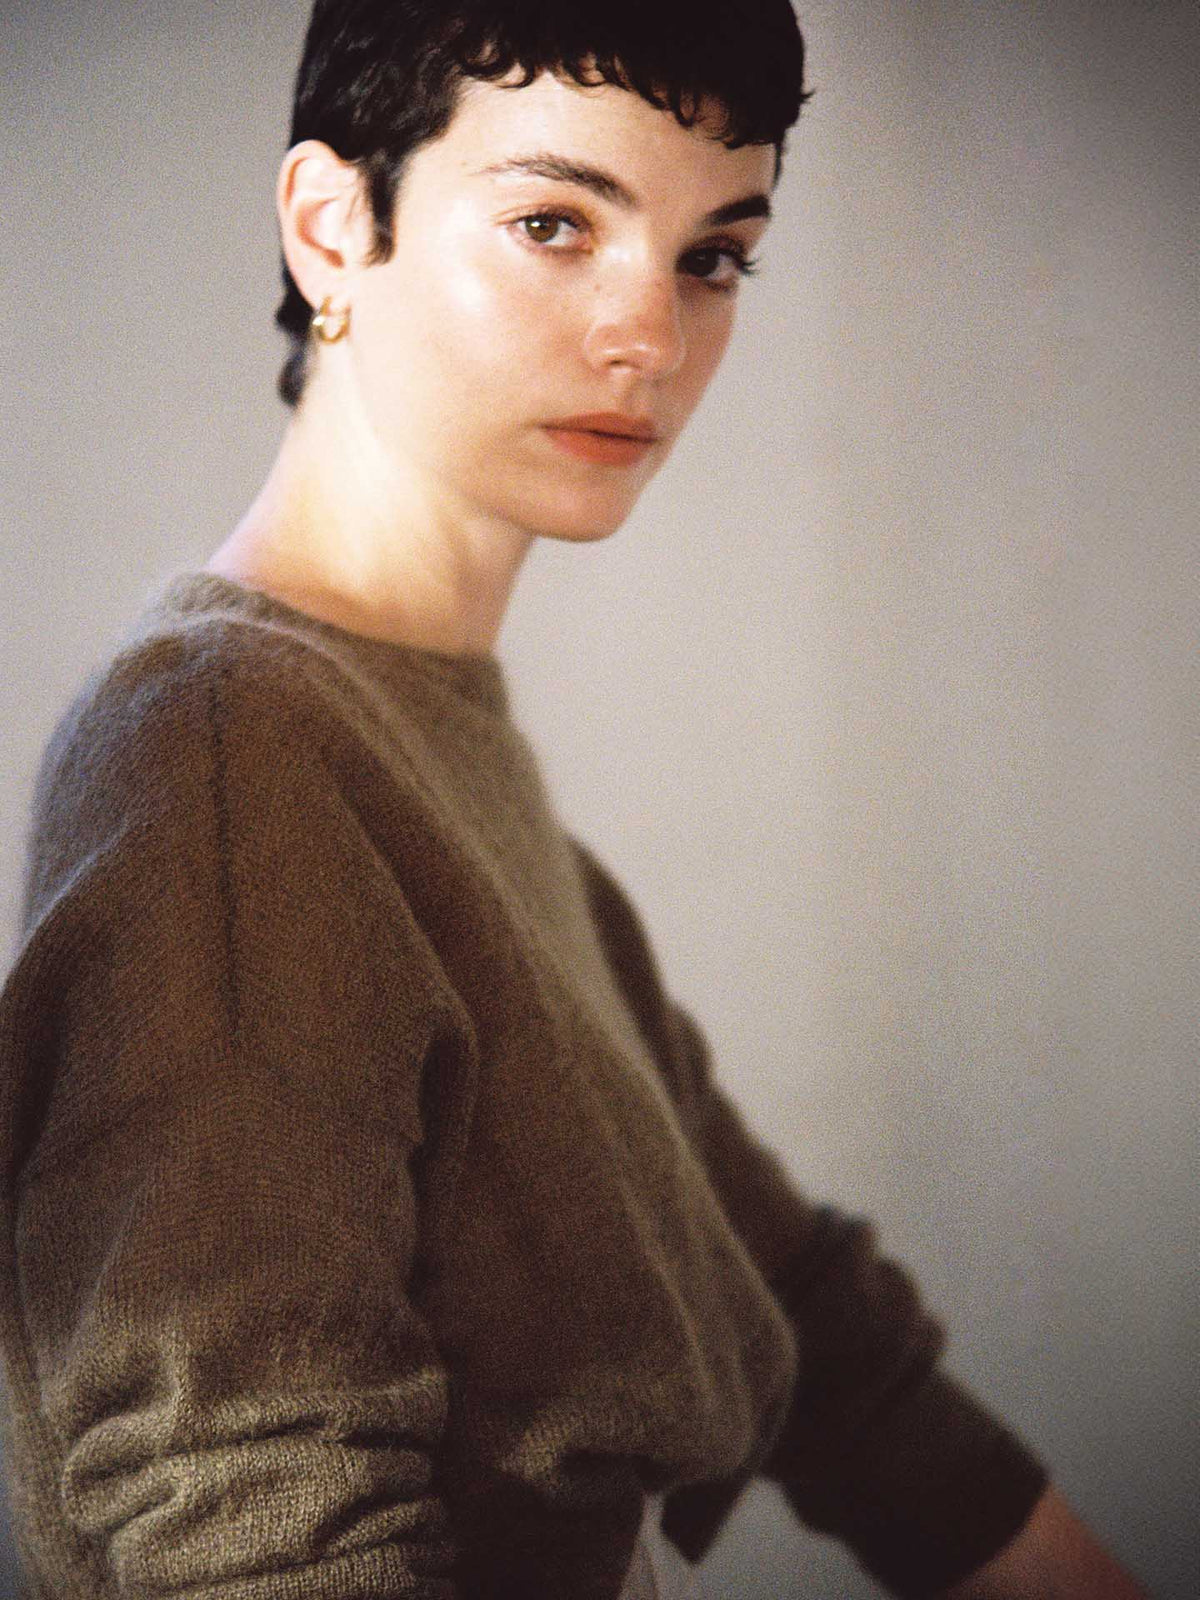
[0,656,473,1597]
[572,842,1050,1594]
[691,1064,1049,1597]
[691,1066,1148,1600]
[937,1486,1149,1600]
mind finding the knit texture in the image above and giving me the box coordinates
[0,573,1046,1598]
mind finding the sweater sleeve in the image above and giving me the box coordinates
[0,647,476,1598]
[573,842,1048,1597]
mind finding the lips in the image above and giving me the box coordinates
[543,412,660,466]
[549,412,659,442]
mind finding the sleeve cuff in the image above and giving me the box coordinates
[776,1367,1049,1597]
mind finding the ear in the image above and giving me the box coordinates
[277,139,369,315]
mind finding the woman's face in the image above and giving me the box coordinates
[341,71,776,544]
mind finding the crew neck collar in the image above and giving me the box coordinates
[156,570,510,717]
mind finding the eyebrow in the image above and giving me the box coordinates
[476,154,772,227]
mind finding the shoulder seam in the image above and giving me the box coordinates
[204,669,242,1045]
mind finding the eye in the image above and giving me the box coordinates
[513,211,586,250]
[680,242,760,291]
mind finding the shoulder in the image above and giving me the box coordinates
[35,612,304,827]
[568,839,700,1085]
[569,839,664,999]
[23,596,413,929]
[54,595,352,746]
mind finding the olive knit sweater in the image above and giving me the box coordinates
[0,574,1045,1599]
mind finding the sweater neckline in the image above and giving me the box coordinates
[157,570,511,718]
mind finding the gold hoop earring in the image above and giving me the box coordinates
[311,296,351,344]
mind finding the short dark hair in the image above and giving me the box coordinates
[276,0,811,406]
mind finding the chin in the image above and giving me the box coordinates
[537,514,631,545]
[513,482,650,545]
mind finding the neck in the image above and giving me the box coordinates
[207,374,534,658]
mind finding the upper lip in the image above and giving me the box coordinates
[547,412,659,442]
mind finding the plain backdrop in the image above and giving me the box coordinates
[2,1,1196,1595]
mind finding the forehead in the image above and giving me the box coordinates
[430,70,776,200]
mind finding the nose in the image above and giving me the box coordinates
[582,270,686,380]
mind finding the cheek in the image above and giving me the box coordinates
[420,243,567,383]
[354,245,541,418]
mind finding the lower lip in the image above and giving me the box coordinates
[543,427,656,466]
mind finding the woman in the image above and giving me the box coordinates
[0,2,1146,1597]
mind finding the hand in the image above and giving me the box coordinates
[935,1485,1149,1599]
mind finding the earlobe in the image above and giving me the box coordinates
[277,139,364,315]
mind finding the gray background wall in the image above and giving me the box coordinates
[2,1,1196,1595]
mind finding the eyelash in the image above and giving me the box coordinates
[512,210,760,291]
